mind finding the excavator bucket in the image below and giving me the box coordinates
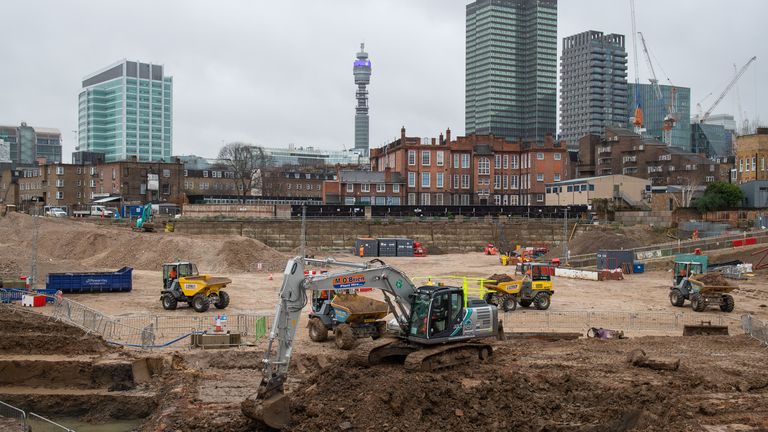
[241,391,291,429]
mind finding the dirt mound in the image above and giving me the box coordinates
[487,273,513,283]
[692,272,730,286]
[0,213,287,274]
[0,306,116,355]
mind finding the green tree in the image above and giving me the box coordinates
[695,182,744,211]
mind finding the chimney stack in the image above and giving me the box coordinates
[446,128,451,143]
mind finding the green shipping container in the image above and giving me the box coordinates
[674,254,708,272]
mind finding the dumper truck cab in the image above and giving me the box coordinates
[161,261,232,313]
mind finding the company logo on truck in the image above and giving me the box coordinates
[84,279,108,286]
[332,274,366,289]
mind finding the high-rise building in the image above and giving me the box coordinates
[78,60,173,162]
[560,31,628,148]
[466,0,557,143]
[627,83,690,151]
[353,43,372,156]
[0,122,62,165]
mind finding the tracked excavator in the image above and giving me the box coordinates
[242,257,500,429]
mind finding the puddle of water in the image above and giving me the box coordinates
[43,417,144,432]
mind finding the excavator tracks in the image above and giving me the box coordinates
[349,338,493,372]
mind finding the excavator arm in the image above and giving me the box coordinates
[243,256,419,428]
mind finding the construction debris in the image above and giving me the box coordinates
[626,348,681,371]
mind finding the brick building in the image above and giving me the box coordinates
[323,169,405,205]
[183,168,238,200]
[369,127,567,205]
[261,167,337,199]
[576,127,732,187]
[734,128,768,183]
[93,159,184,204]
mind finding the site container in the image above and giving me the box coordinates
[396,239,414,257]
[596,250,635,271]
[45,267,133,293]
[354,238,379,257]
[377,238,398,257]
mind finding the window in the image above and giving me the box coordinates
[461,194,470,205]
[408,193,416,205]
[536,152,544,160]
[753,157,757,171]
[361,183,370,192]
[435,193,444,205]
[739,159,743,172]
[346,183,353,193]
[536,194,544,203]
[762,158,766,171]
[706,176,715,182]
[203,170,209,177]
[478,157,490,175]
[510,155,518,169]
[745,159,750,172]
[567,186,573,192]
[408,150,416,166]
[536,173,544,182]
[510,175,518,189]
[77,192,82,199]
[421,173,430,188]
[502,195,509,205]
[90,179,96,188]
[554,174,561,182]
[287,183,292,190]
[392,184,400,193]
[436,173,444,188]
[56,166,64,175]
[554,153,562,161]
[56,191,63,200]
[494,175,501,189]
[56,179,64,187]
[461,154,470,168]
[162,184,170,195]
[420,193,430,205]
[453,174,459,189]
[436,151,444,166]
[408,172,416,187]
[659,154,672,161]
[90,167,96,176]
[494,195,501,205]
[461,175,470,189]
[453,154,459,168]
[376,183,385,193]
[76,167,82,175]
[296,184,303,190]
[495,155,502,169]
[421,151,431,166]
[503,175,508,189]
[709,164,715,172]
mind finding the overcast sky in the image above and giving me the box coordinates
[1,0,765,160]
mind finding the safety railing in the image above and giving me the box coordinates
[501,309,742,334]
[413,276,497,307]
[742,314,768,347]
[27,413,75,432]
[52,297,153,348]
[0,400,26,432]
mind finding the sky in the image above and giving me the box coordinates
[1,0,766,160]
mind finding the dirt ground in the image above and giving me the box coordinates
[4,214,768,431]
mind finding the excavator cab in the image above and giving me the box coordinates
[408,286,497,342]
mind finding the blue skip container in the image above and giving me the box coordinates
[46,267,133,293]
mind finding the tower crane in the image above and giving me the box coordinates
[638,31,679,146]
[697,56,757,123]
[695,92,713,119]
[629,0,644,132]
[733,63,750,135]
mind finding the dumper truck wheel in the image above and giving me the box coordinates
[192,294,210,313]
[502,296,517,312]
[161,294,177,310]
[308,318,328,342]
[519,299,532,308]
[214,291,230,309]
[690,293,706,312]
[720,294,735,313]
[669,289,685,307]
[334,324,356,350]
[533,293,551,310]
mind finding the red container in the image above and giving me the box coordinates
[732,240,744,247]
[745,237,757,246]
[33,295,46,307]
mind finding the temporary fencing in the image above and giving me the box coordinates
[0,400,26,432]
[501,310,742,335]
[741,314,768,347]
[48,296,271,349]
[26,413,75,432]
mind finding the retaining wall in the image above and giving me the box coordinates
[173,219,590,253]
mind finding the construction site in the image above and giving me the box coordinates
[0,211,767,432]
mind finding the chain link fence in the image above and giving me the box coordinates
[27,413,75,432]
[501,310,742,335]
[0,400,26,432]
[741,314,768,347]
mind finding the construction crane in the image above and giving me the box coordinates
[695,92,713,119]
[629,0,644,131]
[733,63,750,135]
[638,31,679,145]
[697,56,757,123]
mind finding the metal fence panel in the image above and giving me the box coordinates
[742,314,768,347]
[27,413,75,432]
[0,400,26,432]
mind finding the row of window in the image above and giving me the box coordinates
[546,184,596,194]
[739,157,766,173]
[346,183,400,193]
[286,183,321,191]
[405,150,562,170]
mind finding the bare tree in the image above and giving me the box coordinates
[217,143,270,203]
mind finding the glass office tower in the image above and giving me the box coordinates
[466,0,557,143]
[78,60,173,162]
